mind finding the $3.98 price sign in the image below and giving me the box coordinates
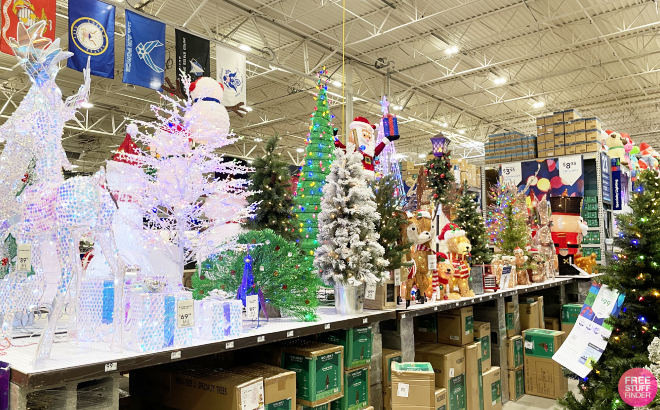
[176,299,194,328]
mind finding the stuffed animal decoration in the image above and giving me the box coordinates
[528,248,546,283]
[575,253,598,274]
[501,255,516,289]
[604,132,628,165]
[491,254,503,285]
[441,223,475,298]
[513,247,530,285]
[550,191,585,275]
[435,253,457,300]
[402,211,434,306]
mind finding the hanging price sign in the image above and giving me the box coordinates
[246,295,259,319]
[558,155,583,186]
[176,299,194,328]
[501,162,522,185]
[17,244,31,272]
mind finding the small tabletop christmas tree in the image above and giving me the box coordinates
[372,175,411,271]
[193,229,321,321]
[558,169,660,410]
[245,135,297,241]
[454,183,491,264]
[293,69,336,258]
[486,178,529,254]
[314,146,387,285]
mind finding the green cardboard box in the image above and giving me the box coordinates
[505,302,515,337]
[319,327,372,369]
[331,366,368,410]
[281,342,344,407]
[523,329,563,358]
[506,336,523,369]
[447,373,467,410]
[507,367,524,402]
[561,304,582,335]
[297,404,329,410]
[414,314,438,343]
[474,321,491,372]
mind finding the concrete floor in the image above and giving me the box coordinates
[504,380,580,410]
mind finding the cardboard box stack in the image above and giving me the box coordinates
[465,342,484,410]
[523,329,568,399]
[506,336,524,402]
[537,110,602,157]
[390,362,437,410]
[482,366,502,410]
[318,327,372,369]
[485,131,537,164]
[451,158,482,189]
[544,318,560,331]
[519,296,544,331]
[331,366,369,410]
[437,307,474,346]
[232,364,297,410]
[561,304,582,335]
[415,344,467,410]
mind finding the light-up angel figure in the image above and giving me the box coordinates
[0,22,125,363]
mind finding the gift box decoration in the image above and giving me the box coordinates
[382,113,399,139]
[193,299,243,341]
[78,279,115,343]
[123,290,193,352]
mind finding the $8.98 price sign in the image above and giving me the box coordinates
[176,299,194,328]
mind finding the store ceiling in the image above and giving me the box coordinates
[1,0,659,173]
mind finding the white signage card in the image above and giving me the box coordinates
[558,155,583,186]
[240,381,265,410]
[427,255,437,270]
[397,383,409,398]
[394,269,401,287]
[591,286,620,319]
[176,299,194,328]
[501,162,522,185]
[16,244,31,272]
[365,284,377,300]
[246,295,259,320]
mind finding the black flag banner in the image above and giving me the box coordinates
[175,29,210,95]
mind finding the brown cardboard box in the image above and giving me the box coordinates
[520,296,544,329]
[383,349,403,387]
[554,135,565,145]
[523,329,568,399]
[506,336,524,369]
[574,130,586,143]
[545,125,554,134]
[384,386,391,410]
[555,146,565,156]
[545,140,555,149]
[564,133,575,144]
[576,143,586,154]
[566,144,576,155]
[391,362,435,410]
[536,125,546,135]
[482,367,502,410]
[563,109,582,121]
[435,388,447,410]
[553,112,564,123]
[415,314,439,343]
[465,342,483,410]
[544,116,554,126]
[415,343,466,389]
[473,321,491,372]
[573,119,586,131]
[232,364,297,410]
[508,367,525,402]
[585,117,601,130]
[131,364,264,410]
[564,121,575,133]
[585,142,598,152]
[437,307,474,346]
[544,318,560,330]
[554,123,565,135]
[536,117,545,126]
[520,301,540,331]
[586,129,599,142]
[505,302,516,337]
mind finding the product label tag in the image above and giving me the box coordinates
[365,284,376,300]
[17,244,31,272]
[246,294,259,319]
[427,255,437,270]
[176,299,194,328]
[397,383,409,398]
[394,269,401,286]
[241,381,265,410]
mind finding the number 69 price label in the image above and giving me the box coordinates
[176,299,194,328]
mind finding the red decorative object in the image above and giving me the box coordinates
[282,284,288,290]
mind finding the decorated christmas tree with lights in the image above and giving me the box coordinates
[245,135,297,241]
[425,134,455,206]
[372,175,411,270]
[558,169,660,410]
[485,178,529,254]
[454,184,491,264]
[293,69,336,257]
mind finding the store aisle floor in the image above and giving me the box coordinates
[504,379,579,409]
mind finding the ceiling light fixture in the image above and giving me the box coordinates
[459,130,465,134]
[332,80,341,87]
[393,105,402,111]
[244,106,253,112]
[418,153,426,158]
[296,148,305,153]
[532,101,545,108]
[442,122,448,127]
[239,44,251,52]
[445,46,459,54]
[494,77,506,85]
[81,101,93,108]
[254,138,263,142]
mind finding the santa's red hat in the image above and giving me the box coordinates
[438,223,465,241]
[113,124,140,165]
[605,129,614,135]
[350,116,378,132]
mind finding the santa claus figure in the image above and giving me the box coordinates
[183,77,230,144]
[334,116,399,178]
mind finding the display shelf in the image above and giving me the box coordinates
[395,277,576,319]
[5,307,395,389]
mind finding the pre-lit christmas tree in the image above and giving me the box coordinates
[454,184,491,264]
[425,135,455,206]
[486,178,528,254]
[193,229,321,321]
[293,68,336,258]
[245,135,297,241]
[558,169,660,410]
[372,175,411,270]
[315,146,387,285]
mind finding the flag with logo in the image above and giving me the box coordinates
[67,0,115,79]
[175,29,210,95]
[216,44,246,106]
[123,10,165,90]
[0,0,56,55]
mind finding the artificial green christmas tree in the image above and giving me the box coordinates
[293,68,335,258]
[244,135,297,241]
[454,184,491,264]
[425,149,455,206]
[486,178,529,254]
[558,169,660,410]
[193,229,321,321]
[372,174,411,270]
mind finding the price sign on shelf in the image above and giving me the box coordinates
[17,244,31,272]
[501,162,522,185]
[176,299,194,328]
[558,155,583,186]
[365,284,376,300]
[394,269,401,287]
[246,295,259,320]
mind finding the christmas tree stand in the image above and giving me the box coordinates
[334,283,365,315]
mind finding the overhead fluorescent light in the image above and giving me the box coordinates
[442,122,448,127]
[244,106,253,112]
[392,105,402,111]
[494,77,506,85]
[459,130,465,134]
[81,101,93,108]
[239,44,251,52]
[332,80,341,87]
[532,101,545,108]
[254,138,263,142]
[418,153,426,158]
[445,46,459,54]
[296,148,305,153]
[71,164,80,168]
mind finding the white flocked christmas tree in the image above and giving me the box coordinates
[314,145,388,285]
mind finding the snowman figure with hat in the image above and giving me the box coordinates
[334,116,400,178]
[183,77,230,144]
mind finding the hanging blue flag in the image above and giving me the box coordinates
[67,0,115,79]
[123,10,165,90]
